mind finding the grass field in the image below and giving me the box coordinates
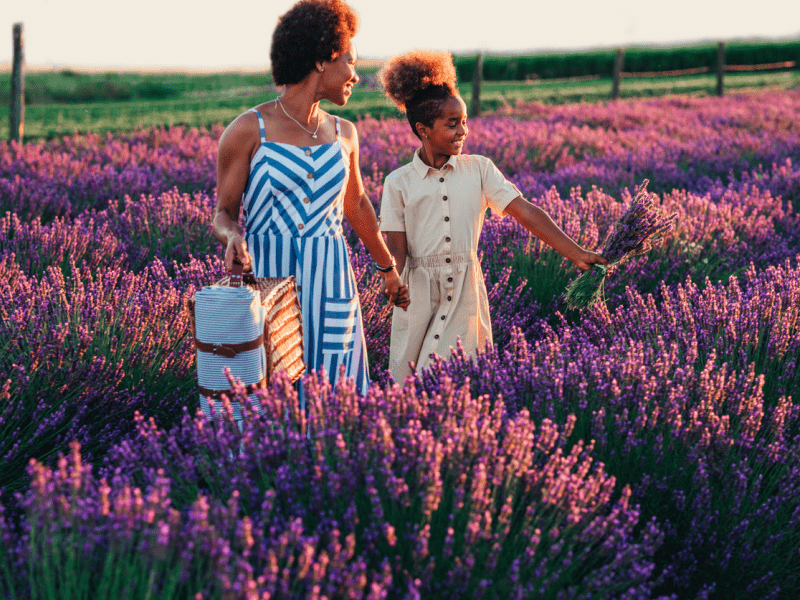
[3,67,799,140]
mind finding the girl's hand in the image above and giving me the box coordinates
[393,284,410,310]
[225,235,252,272]
[380,271,409,311]
[574,250,609,271]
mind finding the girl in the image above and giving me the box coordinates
[378,50,608,382]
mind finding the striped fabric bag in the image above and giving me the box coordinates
[188,265,304,426]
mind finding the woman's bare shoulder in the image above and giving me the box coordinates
[335,117,360,156]
[219,109,261,154]
[336,116,359,140]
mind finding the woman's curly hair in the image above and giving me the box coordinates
[379,50,460,138]
[271,0,359,86]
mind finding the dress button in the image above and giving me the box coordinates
[447,296,452,301]
[305,149,311,156]
[307,173,314,179]
[447,277,453,282]
[303,197,310,203]
[445,258,451,263]
[298,223,304,230]
[439,177,444,182]
[444,216,449,222]
[434,334,440,339]
[440,315,445,320]
[443,196,448,201]
[445,236,451,242]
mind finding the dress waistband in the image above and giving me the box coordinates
[245,230,344,239]
[407,251,479,269]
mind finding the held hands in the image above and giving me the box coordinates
[380,271,410,311]
[225,235,253,273]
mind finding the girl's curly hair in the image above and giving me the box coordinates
[271,0,359,86]
[379,50,460,138]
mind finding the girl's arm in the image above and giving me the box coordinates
[340,121,407,307]
[213,112,259,271]
[504,197,609,270]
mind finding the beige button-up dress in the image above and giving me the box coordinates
[379,151,521,381]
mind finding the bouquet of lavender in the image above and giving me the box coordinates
[564,180,675,310]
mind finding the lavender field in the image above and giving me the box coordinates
[1,89,799,599]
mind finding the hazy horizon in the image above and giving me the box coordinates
[3,0,800,71]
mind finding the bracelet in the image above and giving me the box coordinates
[376,257,396,273]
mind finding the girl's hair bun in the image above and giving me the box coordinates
[379,50,458,111]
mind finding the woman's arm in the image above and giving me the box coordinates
[381,231,409,309]
[384,231,408,277]
[340,121,407,306]
[213,112,259,271]
[504,196,609,270]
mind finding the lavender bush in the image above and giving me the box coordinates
[564,180,675,310]
[412,257,800,598]
[0,373,665,599]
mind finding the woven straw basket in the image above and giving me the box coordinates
[214,272,305,384]
[186,267,304,418]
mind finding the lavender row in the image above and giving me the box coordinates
[2,255,797,597]
[0,179,796,498]
[3,165,796,308]
[0,254,225,494]
[2,91,800,223]
[410,256,800,598]
[0,374,665,600]
[0,189,218,278]
[0,126,220,221]
[359,89,800,201]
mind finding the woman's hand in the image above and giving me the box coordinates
[225,234,253,272]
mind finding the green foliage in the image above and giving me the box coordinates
[454,39,800,82]
[0,70,273,106]
[2,42,799,139]
[508,246,579,322]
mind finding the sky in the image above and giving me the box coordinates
[2,0,800,71]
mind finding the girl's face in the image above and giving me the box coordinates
[320,43,360,106]
[422,95,469,157]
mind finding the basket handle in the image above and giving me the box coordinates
[230,260,244,288]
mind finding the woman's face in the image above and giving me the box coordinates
[320,43,360,106]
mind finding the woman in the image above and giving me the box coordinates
[212,0,407,395]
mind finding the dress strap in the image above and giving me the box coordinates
[334,116,340,138]
[248,108,267,144]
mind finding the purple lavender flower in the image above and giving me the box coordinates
[564,180,675,310]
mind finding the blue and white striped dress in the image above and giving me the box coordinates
[243,109,370,395]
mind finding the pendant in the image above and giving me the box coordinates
[312,133,317,139]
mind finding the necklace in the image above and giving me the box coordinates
[275,97,320,139]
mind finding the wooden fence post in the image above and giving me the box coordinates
[611,47,625,100]
[716,41,725,97]
[471,52,483,117]
[10,23,25,143]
